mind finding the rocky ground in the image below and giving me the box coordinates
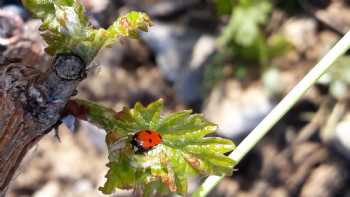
[3,0,350,196]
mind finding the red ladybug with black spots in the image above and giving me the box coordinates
[131,130,162,153]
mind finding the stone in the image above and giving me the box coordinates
[314,0,350,34]
[142,22,216,105]
[282,17,317,53]
[33,182,60,197]
[203,80,273,140]
[141,22,200,82]
[78,121,107,153]
[331,116,350,161]
[175,35,216,105]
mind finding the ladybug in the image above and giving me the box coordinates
[131,130,162,153]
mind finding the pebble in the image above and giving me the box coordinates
[142,22,216,105]
[204,80,273,140]
[141,22,199,82]
[33,182,60,197]
[282,17,317,53]
[332,118,350,161]
[175,35,216,105]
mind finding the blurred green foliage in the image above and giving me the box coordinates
[218,0,272,49]
[204,0,292,92]
[319,56,350,99]
[215,0,233,16]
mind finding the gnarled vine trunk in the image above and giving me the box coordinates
[0,55,86,196]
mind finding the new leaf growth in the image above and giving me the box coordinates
[22,0,153,64]
[66,99,236,196]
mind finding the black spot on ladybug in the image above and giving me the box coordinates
[146,130,151,134]
[149,139,152,143]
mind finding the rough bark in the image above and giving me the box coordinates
[0,54,86,195]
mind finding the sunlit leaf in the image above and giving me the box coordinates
[22,0,152,64]
[66,99,236,195]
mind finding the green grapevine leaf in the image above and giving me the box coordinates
[66,99,236,195]
[22,0,153,64]
[219,0,272,47]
